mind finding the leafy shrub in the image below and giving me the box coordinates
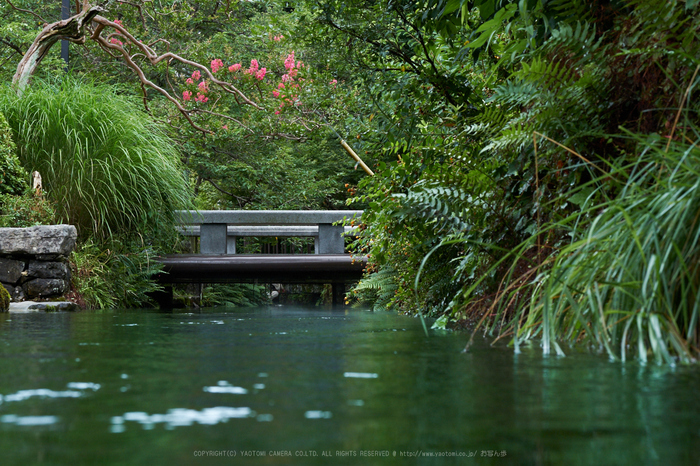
[70,239,166,310]
[0,191,57,227]
[0,111,27,195]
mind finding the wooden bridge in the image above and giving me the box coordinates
[154,210,365,307]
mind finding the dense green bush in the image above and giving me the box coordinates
[0,111,27,195]
[0,191,57,227]
[0,77,191,241]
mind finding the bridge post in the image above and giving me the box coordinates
[201,224,227,254]
[317,224,344,254]
[332,283,346,306]
[227,235,237,254]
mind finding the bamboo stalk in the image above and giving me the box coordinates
[340,139,374,176]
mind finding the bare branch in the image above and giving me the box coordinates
[191,108,256,134]
[0,37,23,56]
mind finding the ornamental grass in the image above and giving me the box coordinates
[0,77,190,241]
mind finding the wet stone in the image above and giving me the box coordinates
[27,261,70,281]
[24,279,69,299]
[0,258,25,284]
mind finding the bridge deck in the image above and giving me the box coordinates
[156,254,367,284]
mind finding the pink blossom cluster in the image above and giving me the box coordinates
[211,59,224,73]
[182,57,270,106]
[243,59,267,80]
[272,34,284,42]
[273,51,305,112]
[110,19,124,46]
[182,69,209,103]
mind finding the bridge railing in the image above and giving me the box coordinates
[175,210,363,255]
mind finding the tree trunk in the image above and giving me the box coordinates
[12,5,103,92]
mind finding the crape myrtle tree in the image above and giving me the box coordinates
[1,0,372,210]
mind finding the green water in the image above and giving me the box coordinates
[0,307,698,465]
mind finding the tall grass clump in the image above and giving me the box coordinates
[0,77,191,241]
[504,127,700,365]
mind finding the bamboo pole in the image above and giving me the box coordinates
[340,139,374,176]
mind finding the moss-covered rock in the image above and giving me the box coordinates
[0,111,27,196]
[0,284,10,312]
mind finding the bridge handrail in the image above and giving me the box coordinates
[175,210,363,255]
[178,225,358,237]
[175,210,363,225]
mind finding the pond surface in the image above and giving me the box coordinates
[0,306,698,465]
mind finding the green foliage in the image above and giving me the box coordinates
[509,130,700,364]
[0,191,57,228]
[70,239,166,310]
[0,285,9,311]
[0,77,191,241]
[0,111,27,196]
[315,0,700,364]
[200,284,269,308]
[349,266,398,311]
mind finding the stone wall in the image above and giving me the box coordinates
[0,225,77,301]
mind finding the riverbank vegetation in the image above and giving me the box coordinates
[1,0,699,362]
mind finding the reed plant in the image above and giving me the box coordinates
[0,77,190,242]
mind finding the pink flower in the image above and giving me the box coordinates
[183,90,192,101]
[113,19,123,27]
[274,111,280,115]
[186,78,193,85]
[248,59,259,74]
[222,125,228,130]
[281,74,292,83]
[110,38,122,46]
[272,34,284,42]
[195,93,208,103]
[284,52,295,71]
[211,59,224,73]
[228,63,241,72]
[256,67,267,80]
[278,83,285,89]
[272,90,280,98]
[198,81,208,93]
[192,70,201,81]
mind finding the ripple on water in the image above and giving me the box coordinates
[110,406,255,432]
[1,382,100,403]
[304,410,332,419]
[1,415,59,426]
[343,372,378,379]
[203,381,248,394]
